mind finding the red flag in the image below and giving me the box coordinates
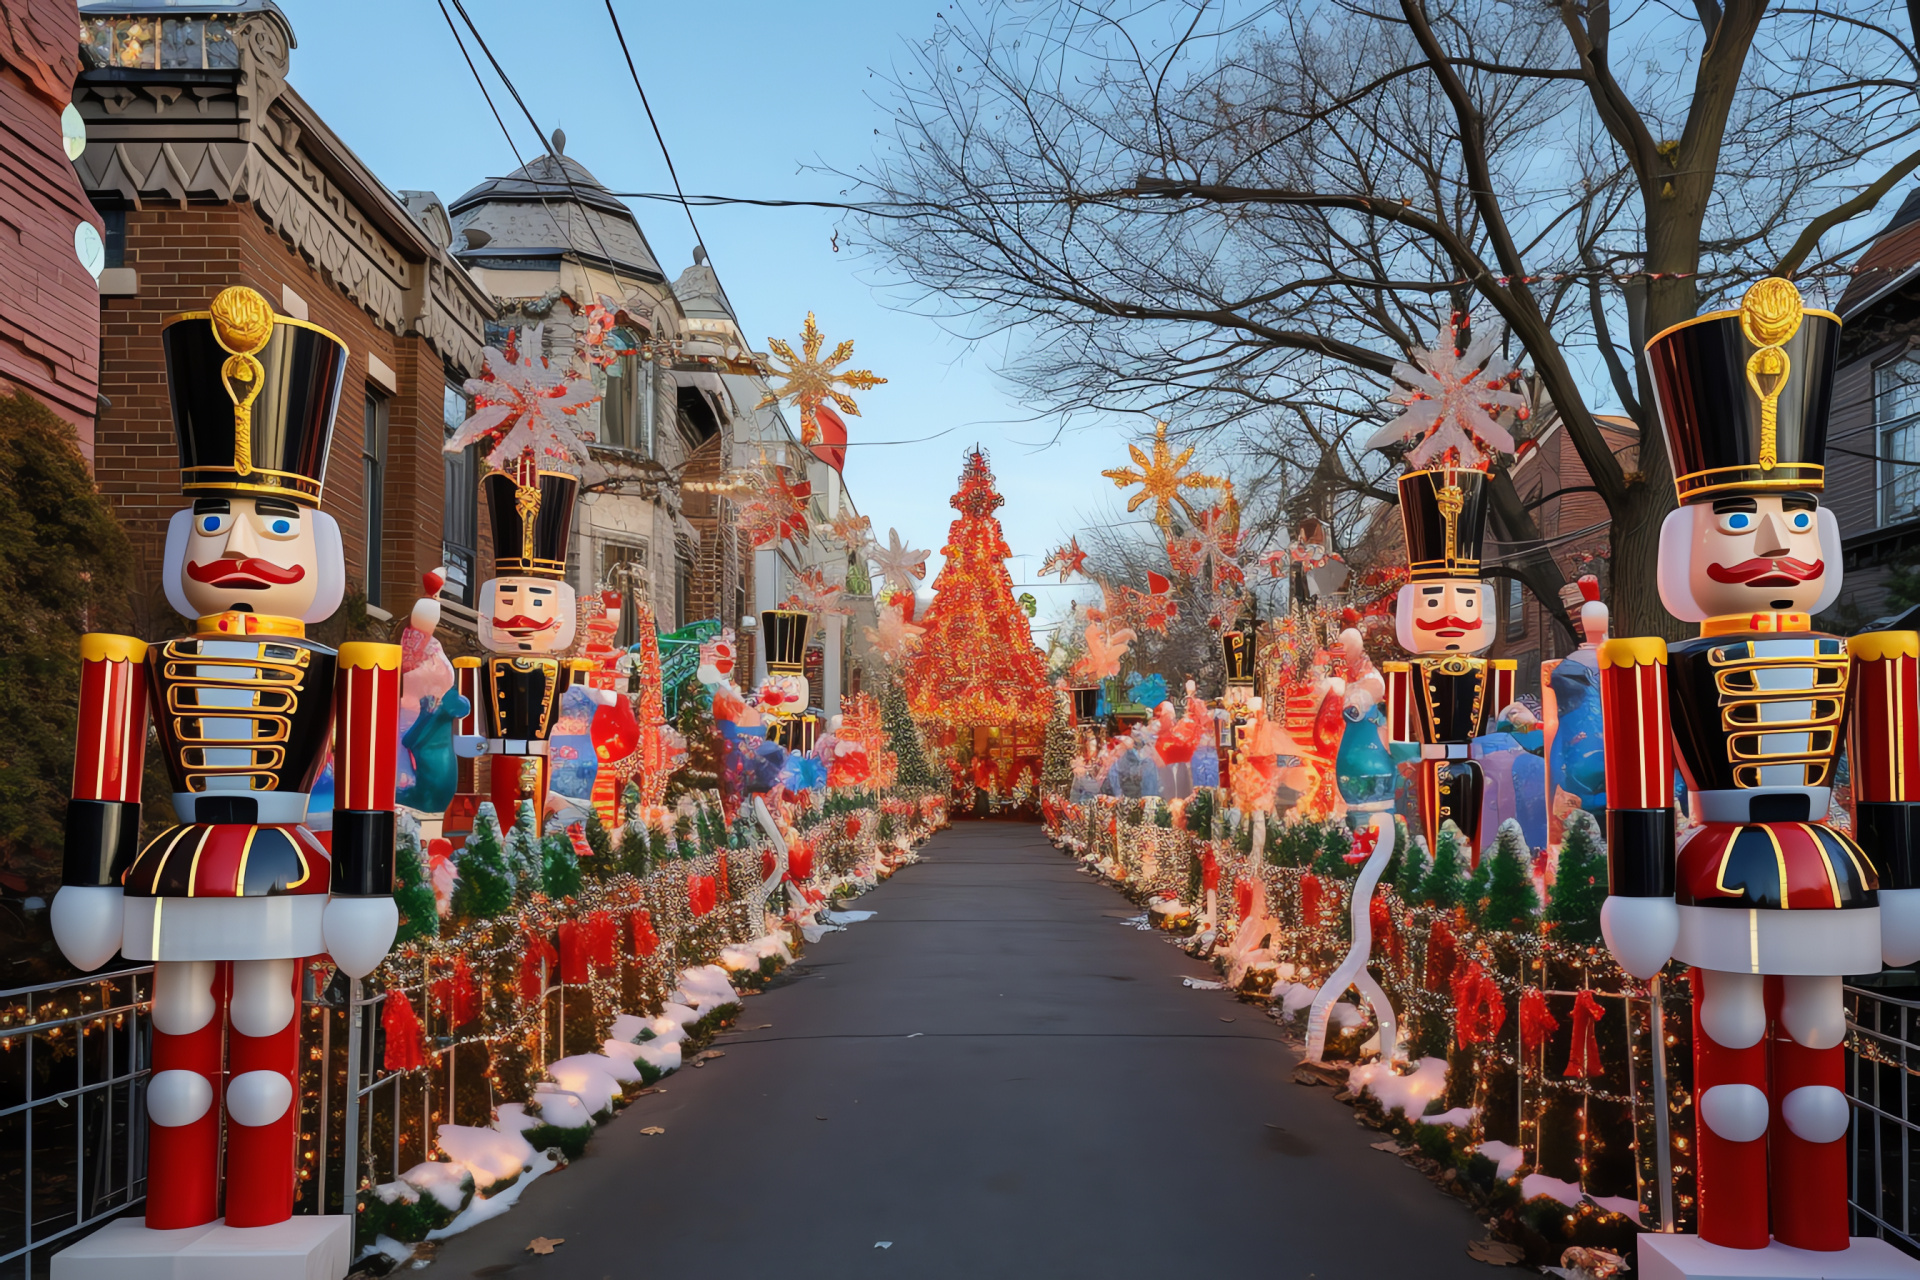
[811,403,848,472]
[1146,570,1172,595]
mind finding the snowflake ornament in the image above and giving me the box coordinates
[779,566,851,617]
[757,312,886,446]
[1039,536,1089,582]
[736,466,814,549]
[1368,317,1528,467]
[864,595,926,664]
[1073,619,1136,681]
[1101,421,1227,532]
[868,527,930,591]
[825,508,873,552]
[577,295,638,371]
[451,325,600,472]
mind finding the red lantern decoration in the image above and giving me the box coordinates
[557,920,591,984]
[1565,990,1606,1078]
[381,989,426,1073]
[1299,873,1323,929]
[1519,986,1560,1052]
[1451,961,1506,1046]
[631,908,659,957]
[1424,915,1457,992]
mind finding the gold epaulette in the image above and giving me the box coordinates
[80,634,147,664]
[1599,636,1667,670]
[1850,631,1920,662]
[453,656,481,669]
[338,642,402,671]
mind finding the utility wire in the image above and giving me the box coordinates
[604,0,705,253]
[443,0,620,272]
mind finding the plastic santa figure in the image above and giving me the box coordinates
[1601,278,1920,1270]
[50,287,401,1236]
[453,466,581,829]
[1382,466,1517,865]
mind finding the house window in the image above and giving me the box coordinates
[363,389,388,607]
[598,329,653,456]
[84,17,237,69]
[1504,577,1526,641]
[675,545,693,631]
[100,210,126,269]
[1877,357,1920,525]
[441,385,478,607]
[600,542,648,646]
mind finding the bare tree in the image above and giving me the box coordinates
[851,0,1920,635]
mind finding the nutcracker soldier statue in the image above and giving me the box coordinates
[454,466,580,831]
[1601,278,1920,1276]
[1382,466,1515,866]
[49,286,400,1269]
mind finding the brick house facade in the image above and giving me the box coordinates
[0,0,103,444]
[73,1,492,632]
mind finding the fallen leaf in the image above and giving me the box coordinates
[640,1126,665,1136]
[1466,1238,1525,1266]
[1219,1017,1235,1023]
[874,1242,893,1249]
[757,1024,774,1029]
[816,1114,829,1120]
[525,1236,565,1255]
[1370,1140,1414,1155]
[700,1049,726,1060]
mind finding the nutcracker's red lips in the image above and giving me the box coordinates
[1706,556,1825,588]
[186,557,306,589]
[493,614,557,635]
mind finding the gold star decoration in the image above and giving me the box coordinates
[1100,421,1227,532]
[757,312,887,446]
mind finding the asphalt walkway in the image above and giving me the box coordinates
[432,821,1491,1279]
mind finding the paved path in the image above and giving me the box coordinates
[434,822,1491,1279]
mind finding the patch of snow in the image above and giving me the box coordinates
[825,909,875,925]
[490,1103,542,1138]
[1587,1194,1643,1223]
[671,966,739,1011]
[653,1003,699,1038]
[1522,1172,1585,1206]
[800,921,838,942]
[426,1149,560,1239]
[636,1039,682,1074]
[529,1085,595,1129]
[371,1179,418,1205]
[360,1234,413,1265]
[596,1040,649,1076]
[1280,983,1316,1014]
[398,1160,471,1213]
[434,1123,535,1190]
[1328,1003,1366,1029]
[1425,1106,1478,1128]
[1349,1056,1448,1119]
[1473,1140,1526,1178]
[546,1055,626,1112]
[608,1012,649,1043]
[1182,977,1225,990]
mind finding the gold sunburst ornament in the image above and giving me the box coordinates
[1740,277,1804,472]
[209,285,275,475]
[1101,421,1227,532]
[757,312,886,445]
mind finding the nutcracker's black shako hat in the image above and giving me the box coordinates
[1399,467,1490,583]
[484,469,578,579]
[162,285,349,506]
[1646,278,1840,504]
[760,609,811,675]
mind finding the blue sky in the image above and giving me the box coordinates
[283,0,1123,632]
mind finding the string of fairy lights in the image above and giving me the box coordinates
[1047,790,1697,1236]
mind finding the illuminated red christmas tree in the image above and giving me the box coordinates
[906,450,1053,733]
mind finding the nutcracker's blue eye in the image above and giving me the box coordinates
[199,513,231,535]
[270,518,292,535]
[1789,511,1813,531]
[1718,511,1753,533]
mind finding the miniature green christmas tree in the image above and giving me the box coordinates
[667,676,721,800]
[882,675,936,789]
[1546,809,1607,945]
[1481,818,1540,933]
[393,823,439,944]
[1463,842,1492,924]
[615,820,651,878]
[507,800,542,896]
[540,828,581,900]
[1039,692,1074,795]
[1393,823,1428,900]
[452,802,515,920]
[1420,819,1468,910]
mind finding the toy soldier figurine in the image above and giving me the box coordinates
[1601,278,1920,1270]
[456,466,580,828]
[49,286,401,1240]
[1382,467,1515,866]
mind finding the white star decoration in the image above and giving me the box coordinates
[1369,319,1527,467]
[452,324,600,472]
[868,528,931,592]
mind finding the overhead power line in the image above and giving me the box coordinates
[604,1,706,253]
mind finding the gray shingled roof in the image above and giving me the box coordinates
[449,153,664,282]
[673,263,738,323]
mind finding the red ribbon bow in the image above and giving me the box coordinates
[1565,990,1606,1078]
[381,988,426,1073]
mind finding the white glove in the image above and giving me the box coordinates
[1882,888,1920,967]
[50,885,124,972]
[323,896,398,979]
[454,733,486,759]
[1601,895,1679,979]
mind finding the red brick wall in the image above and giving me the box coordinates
[96,201,438,622]
[0,0,102,445]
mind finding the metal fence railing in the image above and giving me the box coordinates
[1845,975,1920,1259]
[0,966,154,1279]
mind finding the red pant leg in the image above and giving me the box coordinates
[146,961,229,1230]
[1693,968,1771,1249]
[1769,997,1849,1251]
[223,958,301,1227]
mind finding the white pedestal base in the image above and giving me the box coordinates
[1639,1233,1920,1279]
[52,1215,351,1280]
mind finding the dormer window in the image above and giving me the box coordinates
[83,15,239,70]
